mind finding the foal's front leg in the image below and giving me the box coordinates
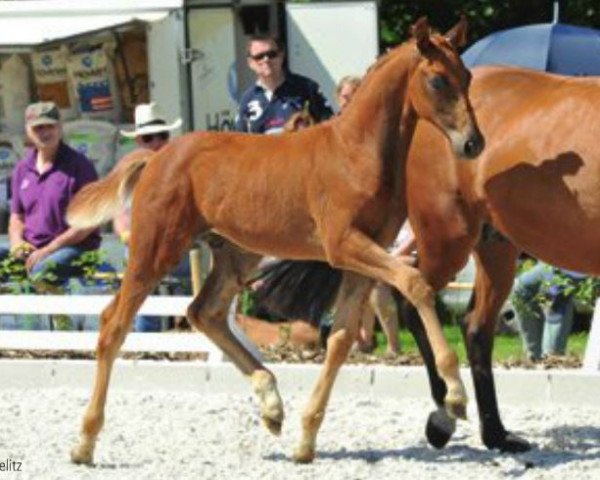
[324,228,467,419]
[293,273,373,463]
[395,294,456,448]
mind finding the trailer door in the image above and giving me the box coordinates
[285,1,378,111]
[187,8,238,131]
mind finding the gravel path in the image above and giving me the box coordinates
[0,387,599,479]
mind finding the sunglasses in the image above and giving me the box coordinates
[31,123,58,132]
[141,131,169,143]
[249,49,279,62]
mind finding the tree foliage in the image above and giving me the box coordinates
[380,0,600,49]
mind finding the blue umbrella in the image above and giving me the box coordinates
[462,21,600,76]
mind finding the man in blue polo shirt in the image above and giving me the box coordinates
[235,34,333,134]
[0,101,100,288]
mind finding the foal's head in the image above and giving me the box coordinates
[408,17,484,159]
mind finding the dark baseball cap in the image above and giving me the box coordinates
[25,101,60,128]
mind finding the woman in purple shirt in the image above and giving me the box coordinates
[0,101,100,288]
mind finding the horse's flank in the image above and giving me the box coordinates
[471,67,600,272]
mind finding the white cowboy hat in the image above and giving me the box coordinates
[120,102,182,138]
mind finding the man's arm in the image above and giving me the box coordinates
[9,213,35,260]
[9,165,26,252]
[25,226,97,271]
[234,112,248,132]
[44,226,98,252]
[8,213,26,250]
[234,94,250,132]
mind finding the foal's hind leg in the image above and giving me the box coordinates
[71,266,167,464]
[186,235,284,435]
[71,188,202,465]
[293,273,374,463]
[369,283,400,354]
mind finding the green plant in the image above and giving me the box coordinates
[546,273,600,314]
[0,249,119,293]
[239,287,256,316]
[515,259,599,314]
[0,255,36,293]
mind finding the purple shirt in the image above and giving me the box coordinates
[10,142,101,250]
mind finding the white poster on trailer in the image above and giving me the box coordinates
[286,1,379,112]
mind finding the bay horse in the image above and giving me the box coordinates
[258,64,600,455]
[65,17,483,465]
[401,64,600,453]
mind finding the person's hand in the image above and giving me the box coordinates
[25,246,51,272]
[10,242,35,260]
[119,230,130,245]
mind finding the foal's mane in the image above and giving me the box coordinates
[355,42,409,92]
[355,29,448,96]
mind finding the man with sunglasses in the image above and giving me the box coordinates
[115,103,182,246]
[116,103,184,332]
[119,102,181,156]
[235,34,333,134]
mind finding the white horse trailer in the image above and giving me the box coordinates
[0,0,378,135]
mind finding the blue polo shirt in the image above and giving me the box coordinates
[10,142,101,250]
[235,73,333,134]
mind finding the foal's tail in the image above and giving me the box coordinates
[253,260,343,325]
[67,149,153,229]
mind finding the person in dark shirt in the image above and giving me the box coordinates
[235,33,333,134]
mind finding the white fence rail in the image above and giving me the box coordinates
[0,294,261,364]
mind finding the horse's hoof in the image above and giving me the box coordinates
[292,443,315,464]
[260,400,284,436]
[70,444,94,465]
[426,408,457,449]
[262,415,283,436]
[444,397,467,420]
[252,370,285,436]
[484,431,532,453]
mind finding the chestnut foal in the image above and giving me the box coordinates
[67,17,483,464]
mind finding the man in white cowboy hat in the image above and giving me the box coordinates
[114,102,185,332]
[119,102,182,149]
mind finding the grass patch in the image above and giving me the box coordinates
[375,324,588,364]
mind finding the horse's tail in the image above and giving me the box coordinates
[67,149,152,229]
[253,260,343,325]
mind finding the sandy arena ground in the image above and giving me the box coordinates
[1,386,600,479]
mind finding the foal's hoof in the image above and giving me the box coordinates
[426,408,457,449]
[484,430,532,453]
[259,396,284,436]
[70,444,94,465]
[444,397,467,420]
[261,415,283,436]
[251,370,285,436]
[292,443,316,464]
